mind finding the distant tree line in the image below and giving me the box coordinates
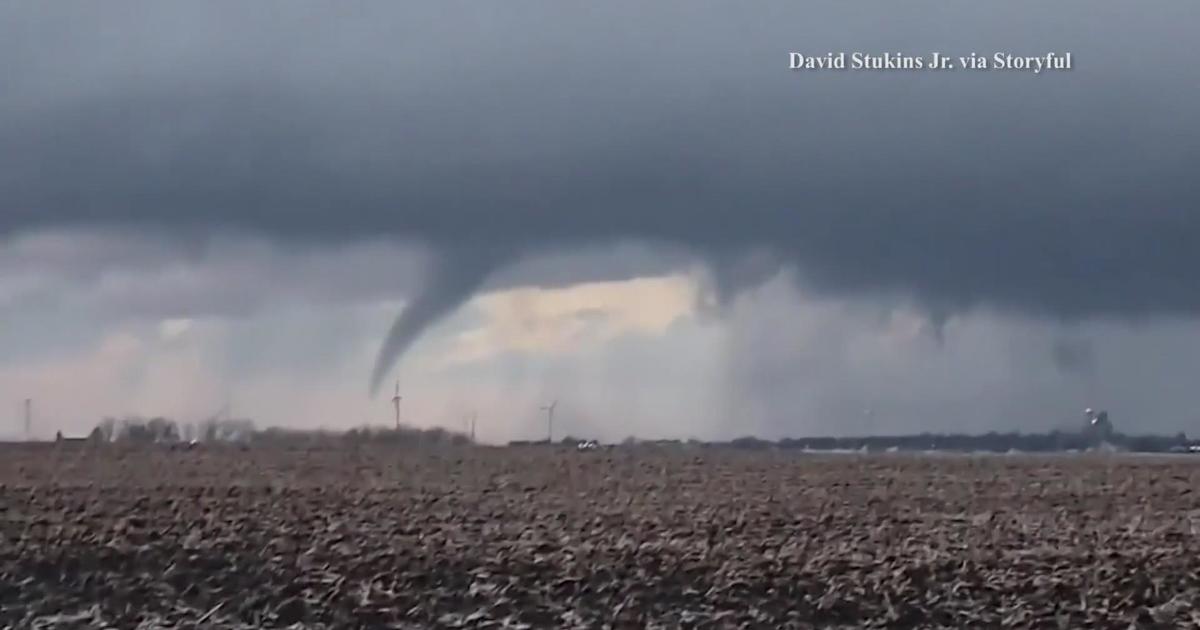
[252,424,471,447]
[509,431,1195,454]
[709,431,1193,453]
[89,418,471,447]
[90,416,258,444]
[340,425,471,446]
[85,417,1192,454]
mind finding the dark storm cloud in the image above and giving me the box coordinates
[1051,337,1096,376]
[3,1,1199,386]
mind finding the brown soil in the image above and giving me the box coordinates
[2,444,1199,629]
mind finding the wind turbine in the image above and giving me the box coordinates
[392,381,402,429]
[465,411,477,443]
[541,400,558,444]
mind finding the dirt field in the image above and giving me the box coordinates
[2,444,1200,629]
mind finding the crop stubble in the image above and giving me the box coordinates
[2,444,1199,629]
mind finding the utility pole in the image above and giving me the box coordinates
[470,412,477,443]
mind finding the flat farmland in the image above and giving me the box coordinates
[2,444,1200,629]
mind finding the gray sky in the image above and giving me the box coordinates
[2,2,1199,439]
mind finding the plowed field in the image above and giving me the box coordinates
[2,444,1199,628]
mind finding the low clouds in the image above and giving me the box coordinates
[715,275,1200,438]
[1051,337,1097,377]
[441,275,697,366]
[7,270,1200,441]
[0,230,425,324]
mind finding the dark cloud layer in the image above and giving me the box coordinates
[3,2,1199,386]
